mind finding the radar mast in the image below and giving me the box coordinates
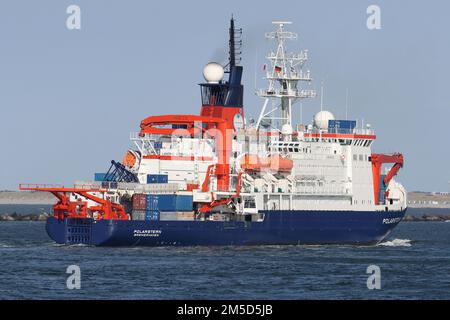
[256,22,316,131]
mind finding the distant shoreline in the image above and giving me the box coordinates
[0,191,55,205]
[3,190,450,208]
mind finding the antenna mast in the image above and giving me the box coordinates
[225,16,242,72]
[256,21,316,130]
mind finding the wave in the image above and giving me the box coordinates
[378,239,412,247]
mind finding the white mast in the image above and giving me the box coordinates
[255,21,316,131]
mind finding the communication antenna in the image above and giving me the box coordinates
[256,21,316,131]
[224,15,242,72]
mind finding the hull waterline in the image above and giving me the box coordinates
[46,210,406,247]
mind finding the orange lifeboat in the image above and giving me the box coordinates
[241,155,293,172]
[122,150,140,170]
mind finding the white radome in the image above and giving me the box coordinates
[203,62,224,83]
[313,110,335,130]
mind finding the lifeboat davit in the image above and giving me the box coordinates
[241,155,293,172]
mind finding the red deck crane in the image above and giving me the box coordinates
[140,114,233,192]
[19,184,128,220]
[371,153,404,204]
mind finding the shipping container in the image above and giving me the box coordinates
[144,194,194,211]
[176,211,195,221]
[175,195,193,211]
[147,194,171,210]
[132,194,147,210]
[328,120,356,133]
[159,211,177,221]
[147,174,168,184]
[145,210,160,221]
[145,194,159,211]
[94,173,107,181]
[131,210,146,221]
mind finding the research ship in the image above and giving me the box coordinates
[20,19,407,246]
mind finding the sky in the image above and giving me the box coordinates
[0,0,449,192]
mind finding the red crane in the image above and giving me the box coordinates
[371,153,404,204]
[140,114,233,192]
[19,184,128,220]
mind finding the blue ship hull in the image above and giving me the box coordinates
[45,210,406,246]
